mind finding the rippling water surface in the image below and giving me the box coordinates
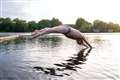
[0,33,120,80]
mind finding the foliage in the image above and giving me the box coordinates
[75,18,120,32]
[50,18,62,27]
[0,17,62,32]
[0,17,120,32]
[75,18,92,32]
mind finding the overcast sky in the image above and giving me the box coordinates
[0,0,120,24]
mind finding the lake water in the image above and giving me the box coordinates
[0,33,120,80]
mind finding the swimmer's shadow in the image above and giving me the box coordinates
[33,48,92,77]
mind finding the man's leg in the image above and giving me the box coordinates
[76,39,88,48]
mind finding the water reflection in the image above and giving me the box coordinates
[37,36,62,48]
[0,33,119,80]
[33,48,92,77]
[0,36,26,45]
[0,35,62,50]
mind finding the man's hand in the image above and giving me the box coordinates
[31,30,40,38]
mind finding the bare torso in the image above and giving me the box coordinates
[49,25,84,39]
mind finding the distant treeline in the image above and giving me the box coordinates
[0,17,120,32]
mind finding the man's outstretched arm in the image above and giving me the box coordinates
[82,37,92,49]
[31,29,48,38]
[31,28,57,38]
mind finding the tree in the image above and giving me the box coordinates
[50,18,62,27]
[28,21,38,31]
[0,17,4,31]
[13,18,28,32]
[107,22,120,32]
[75,18,92,32]
[75,18,86,28]
[37,18,62,29]
[92,20,108,32]
[38,19,51,29]
[1,17,14,32]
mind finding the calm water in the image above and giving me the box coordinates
[0,33,120,80]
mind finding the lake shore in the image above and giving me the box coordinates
[0,33,31,43]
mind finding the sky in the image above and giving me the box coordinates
[0,0,120,24]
